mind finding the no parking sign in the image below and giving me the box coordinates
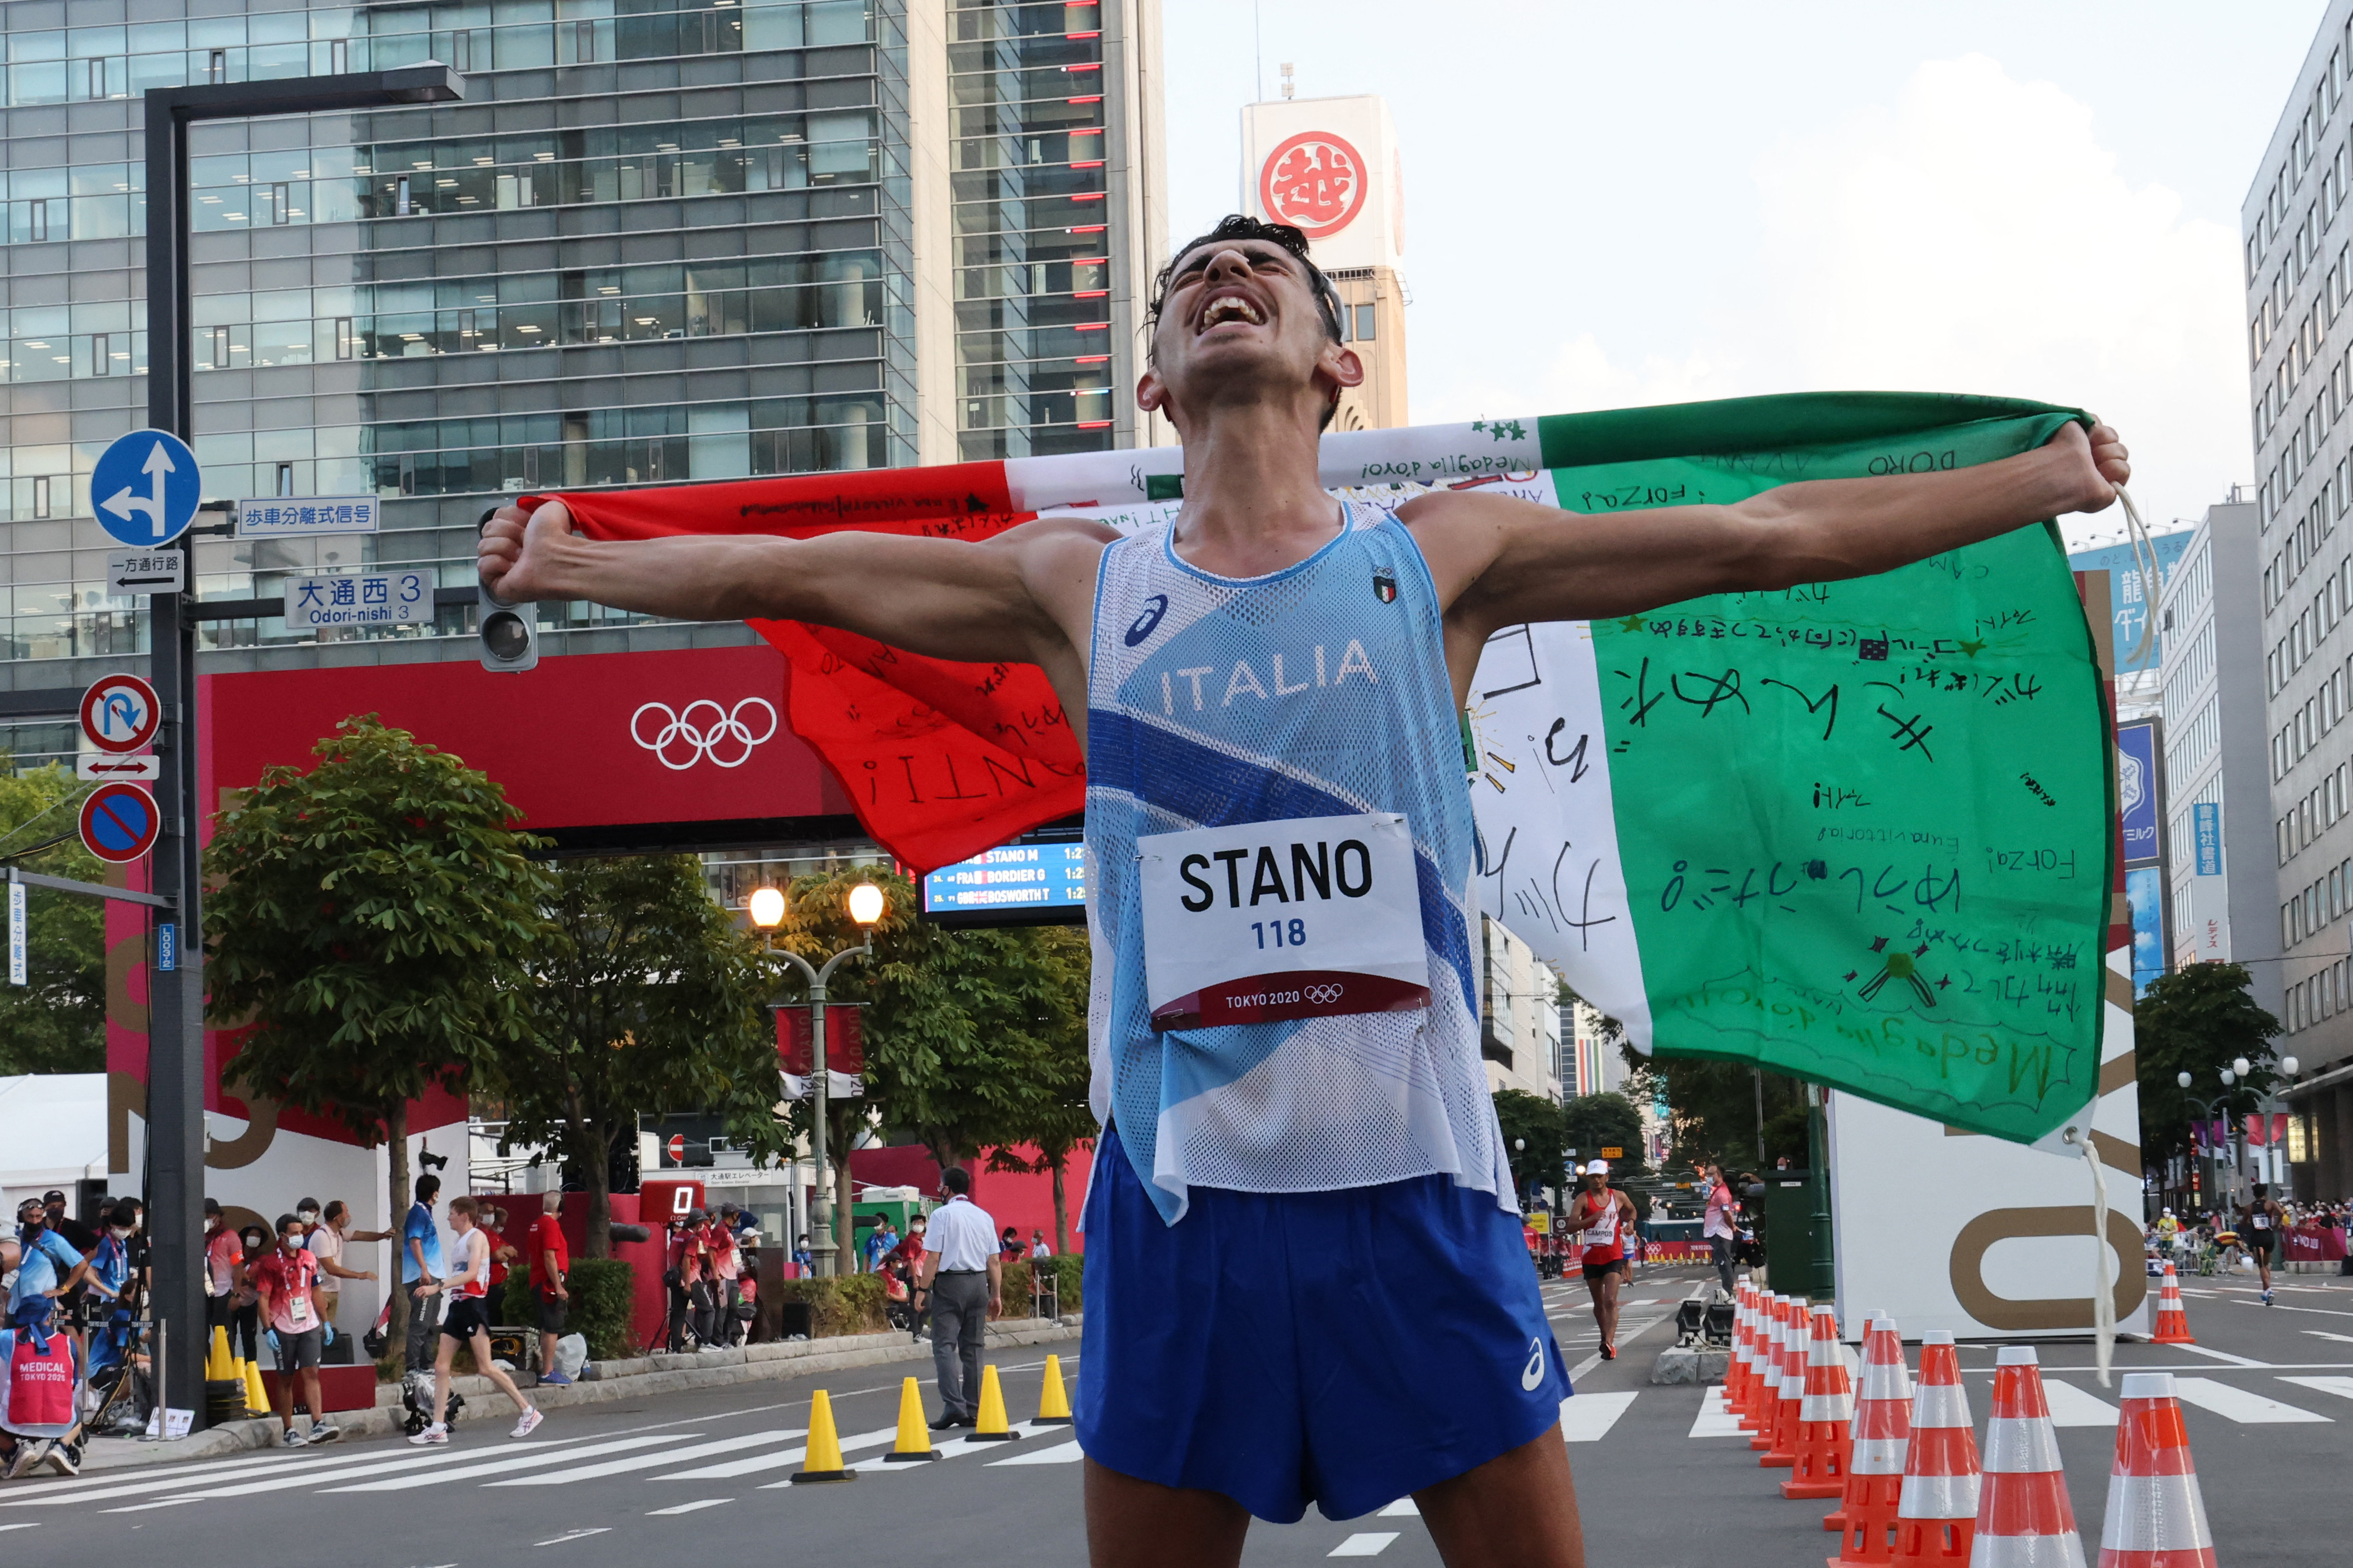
[79,783,159,864]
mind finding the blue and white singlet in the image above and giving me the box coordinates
[1084,500,1513,1225]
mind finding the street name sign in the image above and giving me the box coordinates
[284,570,433,631]
[79,783,159,864]
[93,429,201,547]
[106,548,186,595]
[81,674,160,754]
[238,496,380,537]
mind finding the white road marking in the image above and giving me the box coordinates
[2176,1345,2271,1367]
[1688,1386,1746,1437]
[854,1422,1044,1471]
[1329,1532,1400,1557]
[2277,1375,2353,1403]
[751,1428,928,1487]
[1558,1391,1639,1442]
[646,1499,734,1516]
[322,1434,688,1493]
[1377,1498,1421,1517]
[490,1429,803,1486]
[2302,1331,2353,1344]
[2037,1381,2119,1427]
[988,1439,1084,1466]
[2170,1377,2330,1424]
[0,1448,358,1505]
[0,1523,41,1532]
[667,1425,897,1480]
[2237,1298,2353,1318]
[535,1528,609,1546]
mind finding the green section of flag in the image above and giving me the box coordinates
[1554,402,2111,1144]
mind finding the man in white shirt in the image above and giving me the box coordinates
[915,1167,1000,1428]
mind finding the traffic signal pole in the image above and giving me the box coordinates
[139,66,463,1430]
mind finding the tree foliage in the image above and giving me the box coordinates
[1562,1091,1650,1181]
[204,716,549,1341]
[0,761,108,1075]
[2134,962,2283,1164]
[484,855,776,1256]
[1492,1087,1566,1202]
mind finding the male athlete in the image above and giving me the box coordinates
[1568,1161,1639,1361]
[479,213,2129,1566]
[2242,1184,2287,1305]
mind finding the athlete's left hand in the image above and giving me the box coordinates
[2044,420,2131,513]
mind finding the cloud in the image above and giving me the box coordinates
[1421,54,2248,545]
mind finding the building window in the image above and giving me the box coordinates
[276,462,295,497]
[1354,303,1376,341]
[209,327,229,369]
[334,317,354,360]
[575,20,596,62]
[329,40,348,74]
[208,50,226,86]
[450,30,471,72]
[395,175,411,216]
[28,201,47,243]
[32,476,49,519]
[459,308,478,349]
[270,182,291,225]
[91,334,109,377]
[84,58,104,100]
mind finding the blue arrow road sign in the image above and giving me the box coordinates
[93,429,201,547]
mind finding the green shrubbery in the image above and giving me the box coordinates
[499,1257,636,1361]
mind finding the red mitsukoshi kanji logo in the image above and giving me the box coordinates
[1259,130,1367,240]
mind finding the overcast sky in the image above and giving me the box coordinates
[1161,2,2332,547]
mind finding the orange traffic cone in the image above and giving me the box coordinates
[2096,1373,2215,1568]
[2149,1265,2196,1346]
[1783,1304,1855,1500]
[1753,1295,1791,1451]
[1763,1295,1806,1469]
[1888,1331,1978,1566]
[1974,1346,2085,1568]
[1732,1284,1761,1426]
[1829,1316,1912,1565]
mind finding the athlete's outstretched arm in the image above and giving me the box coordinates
[1414,420,2129,639]
[476,498,1110,668]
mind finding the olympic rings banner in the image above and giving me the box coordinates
[535,391,2116,1147]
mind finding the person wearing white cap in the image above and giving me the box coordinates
[1567,1160,1639,1359]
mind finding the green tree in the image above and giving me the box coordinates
[204,715,549,1348]
[2134,962,2283,1164]
[1562,1090,1649,1181]
[1616,1042,1807,1173]
[984,925,1094,1252]
[487,855,777,1257]
[0,761,108,1075]
[1492,1087,1567,1204]
[765,867,1088,1272]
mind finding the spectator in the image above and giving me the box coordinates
[894,1216,930,1340]
[792,1233,813,1276]
[81,1202,135,1371]
[119,1198,150,1314]
[202,1198,239,1351]
[401,1173,445,1374]
[917,1167,1000,1429]
[303,1199,385,1335]
[406,1196,542,1446]
[528,1191,571,1384]
[708,1207,743,1348]
[1029,1228,1051,1260]
[249,1212,339,1447]
[41,1191,96,1256]
[1000,1225,1023,1263]
[480,1206,514,1292]
[1702,1162,1737,1293]
[231,1222,269,1367]
[40,1191,96,1376]
[865,1218,897,1275]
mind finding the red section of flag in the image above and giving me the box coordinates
[529,466,1085,872]
[777,1004,866,1075]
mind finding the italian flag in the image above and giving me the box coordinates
[542,391,2114,1146]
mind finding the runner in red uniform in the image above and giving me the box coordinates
[1568,1161,1639,1360]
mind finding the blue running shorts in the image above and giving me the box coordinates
[1075,1124,1573,1523]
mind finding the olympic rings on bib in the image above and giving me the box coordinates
[629,698,779,770]
[1303,983,1346,1004]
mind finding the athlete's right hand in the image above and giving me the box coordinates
[477,498,574,603]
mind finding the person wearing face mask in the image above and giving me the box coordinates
[250,1213,339,1447]
[229,1223,269,1369]
[82,1203,137,1375]
[201,1198,241,1350]
[3,1197,91,1477]
[299,1199,385,1339]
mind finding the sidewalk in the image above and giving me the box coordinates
[76,1314,1082,1473]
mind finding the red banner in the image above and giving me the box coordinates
[2284,1224,2348,1263]
[776,1004,865,1077]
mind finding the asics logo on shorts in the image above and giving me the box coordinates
[1520,1336,1545,1392]
[630,698,778,769]
[1303,982,1345,1004]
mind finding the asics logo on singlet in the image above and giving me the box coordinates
[1124,593,1170,646]
[1303,982,1345,1004]
[1520,1336,1545,1391]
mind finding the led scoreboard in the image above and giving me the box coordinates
[919,827,1086,928]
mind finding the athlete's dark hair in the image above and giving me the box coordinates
[1148,214,1348,429]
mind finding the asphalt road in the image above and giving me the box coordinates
[3,1264,2342,1566]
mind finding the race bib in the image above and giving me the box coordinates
[1137,811,1430,1031]
[288,1292,312,1327]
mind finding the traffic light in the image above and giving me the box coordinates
[476,505,538,672]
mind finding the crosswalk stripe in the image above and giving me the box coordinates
[748,1428,907,1487]
[489,1429,803,1486]
[1559,1391,1639,1442]
[1329,1531,1400,1556]
[2277,1375,2353,1403]
[647,1499,733,1516]
[2170,1377,2330,1424]
[987,1438,1084,1466]
[1377,1498,1421,1517]
[853,1422,1044,1471]
[0,1447,363,1505]
[2036,1381,2119,1427]
[534,1528,608,1546]
[1688,1387,1745,1438]
[668,1424,898,1482]
[2176,1345,2271,1368]
[320,1434,688,1494]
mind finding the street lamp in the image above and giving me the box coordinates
[748,882,885,1276]
[142,63,465,1431]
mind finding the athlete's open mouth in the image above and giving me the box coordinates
[1196,288,1266,335]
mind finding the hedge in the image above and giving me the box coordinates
[1002,1255,1083,1316]
[768,1272,889,1337]
[500,1257,636,1361]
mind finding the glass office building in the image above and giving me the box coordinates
[0,0,1165,767]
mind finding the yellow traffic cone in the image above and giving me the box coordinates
[206,1326,233,1381]
[1035,1353,1074,1426]
[242,1357,270,1420]
[967,1363,1020,1442]
[882,1376,939,1462]
[790,1388,857,1482]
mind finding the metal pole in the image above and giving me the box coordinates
[1805,1083,1835,1300]
[810,970,831,1276]
[141,86,207,1433]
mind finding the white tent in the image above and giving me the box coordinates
[0,1073,108,1212]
